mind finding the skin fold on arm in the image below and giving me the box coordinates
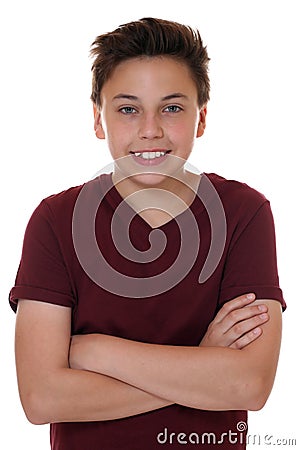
[14,293,278,424]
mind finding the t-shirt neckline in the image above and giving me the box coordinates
[99,171,205,231]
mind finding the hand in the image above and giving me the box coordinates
[200,293,269,349]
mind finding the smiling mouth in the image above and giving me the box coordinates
[130,150,171,160]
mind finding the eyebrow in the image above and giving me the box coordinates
[112,93,189,102]
[162,93,188,101]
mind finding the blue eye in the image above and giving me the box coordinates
[164,105,183,113]
[119,106,137,114]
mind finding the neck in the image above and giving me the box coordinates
[112,168,201,228]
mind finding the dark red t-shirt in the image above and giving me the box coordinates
[9,173,285,450]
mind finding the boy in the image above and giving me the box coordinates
[10,18,285,449]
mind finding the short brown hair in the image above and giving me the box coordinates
[90,17,210,108]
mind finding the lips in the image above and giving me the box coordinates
[130,148,171,166]
[130,149,171,160]
[129,149,171,166]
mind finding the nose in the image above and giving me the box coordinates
[138,113,163,140]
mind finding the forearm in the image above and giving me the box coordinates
[72,335,259,411]
[23,367,172,424]
[109,341,248,410]
[68,299,280,413]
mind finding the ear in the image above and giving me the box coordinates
[196,105,207,138]
[93,104,105,139]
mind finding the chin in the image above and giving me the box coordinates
[112,153,187,189]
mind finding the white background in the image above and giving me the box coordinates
[1,0,299,448]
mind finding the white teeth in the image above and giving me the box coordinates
[133,151,167,159]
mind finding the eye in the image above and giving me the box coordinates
[119,106,138,115]
[163,105,183,113]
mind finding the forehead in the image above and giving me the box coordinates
[101,56,198,100]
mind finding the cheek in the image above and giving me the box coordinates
[169,121,197,145]
[106,125,134,154]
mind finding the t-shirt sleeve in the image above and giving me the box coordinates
[219,200,286,310]
[9,200,76,312]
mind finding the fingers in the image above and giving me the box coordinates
[226,312,269,348]
[230,327,263,349]
[213,293,257,324]
[221,303,268,335]
[200,293,270,349]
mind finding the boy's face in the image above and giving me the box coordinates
[94,56,206,186]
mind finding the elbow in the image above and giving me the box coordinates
[19,390,51,425]
[246,385,271,412]
[17,369,69,425]
[246,393,268,412]
[26,413,49,426]
[22,398,50,425]
[238,376,274,411]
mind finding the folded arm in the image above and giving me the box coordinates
[15,294,275,424]
[70,299,282,411]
